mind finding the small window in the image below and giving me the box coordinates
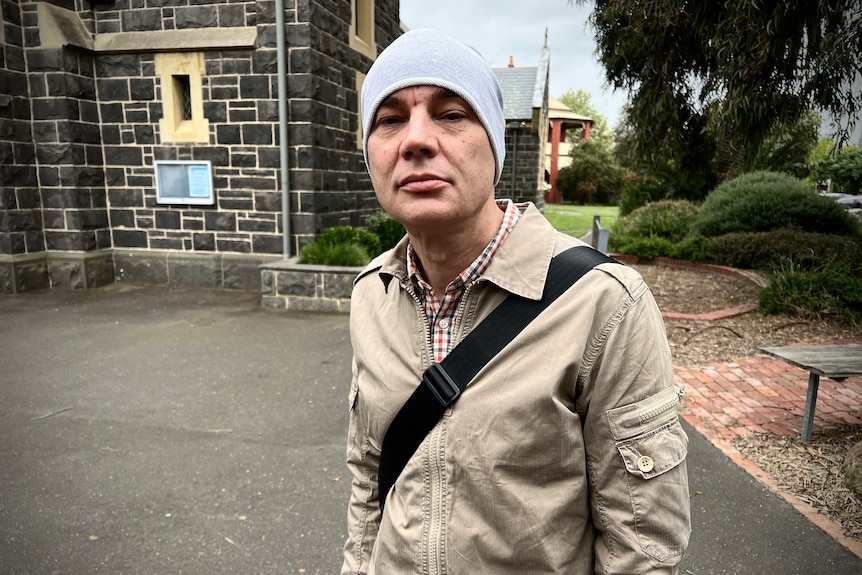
[174,75,193,121]
[155,53,210,144]
[349,0,376,59]
[154,160,214,205]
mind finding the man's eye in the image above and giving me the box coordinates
[375,115,402,127]
[441,111,467,121]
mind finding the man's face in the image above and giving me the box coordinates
[366,85,497,234]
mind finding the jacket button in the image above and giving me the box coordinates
[638,456,655,473]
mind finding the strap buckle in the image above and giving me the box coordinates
[423,362,461,407]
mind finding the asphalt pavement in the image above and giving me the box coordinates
[1,284,860,574]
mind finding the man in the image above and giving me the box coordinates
[342,29,690,574]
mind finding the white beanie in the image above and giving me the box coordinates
[361,29,506,184]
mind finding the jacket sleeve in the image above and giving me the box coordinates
[579,281,691,574]
[341,357,382,575]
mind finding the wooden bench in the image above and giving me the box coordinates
[759,344,862,442]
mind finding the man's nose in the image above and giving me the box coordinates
[400,113,438,158]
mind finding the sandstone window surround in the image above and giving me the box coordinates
[350,0,377,59]
[355,71,366,150]
[155,52,209,144]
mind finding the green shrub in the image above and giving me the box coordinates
[298,226,381,266]
[366,213,406,251]
[298,241,370,267]
[610,236,677,259]
[673,236,712,263]
[759,260,862,322]
[612,200,700,243]
[693,171,861,237]
[707,230,862,272]
[318,226,381,255]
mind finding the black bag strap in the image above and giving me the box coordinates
[377,246,617,511]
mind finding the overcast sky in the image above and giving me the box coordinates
[399,1,629,128]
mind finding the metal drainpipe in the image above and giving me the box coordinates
[276,0,291,259]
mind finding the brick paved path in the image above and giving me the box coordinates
[676,355,862,443]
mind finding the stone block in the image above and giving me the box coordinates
[223,254,279,291]
[155,210,181,230]
[45,250,113,290]
[113,229,148,248]
[193,233,215,251]
[167,252,220,289]
[45,229,90,251]
[215,237,251,253]
[114,249,168,286]
[0,253,49,293]
[253,234,283,255]
[322,271,354,298]
[217,125,241,145]
[204,211,236,231]
[240,76,270,99]
[276,269,316,297]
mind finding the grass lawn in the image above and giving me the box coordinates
[544,204,619,238]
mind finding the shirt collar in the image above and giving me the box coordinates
[406,199,521,297]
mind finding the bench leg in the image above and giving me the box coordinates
[800,372,820,443]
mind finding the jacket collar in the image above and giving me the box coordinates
[373,202,557,301]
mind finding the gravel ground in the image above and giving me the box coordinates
[633,262,862,541]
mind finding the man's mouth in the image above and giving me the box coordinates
[398,174,448,191]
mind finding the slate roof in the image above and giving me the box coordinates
[492,67,538,120]
[492,43,550,122]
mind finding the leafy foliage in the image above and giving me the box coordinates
[816,147,862,195]
[610,236,676,260]
[613,110,718,207]
[751,110,821,178]
[759,260,862,322]
[707,230,862,272]
[556,139,627,204]
[612,200,700,243]
[298,241,370,267]
[558,89,614,148]
[573,0,861,179]
[366,212,406,251]
[298,226,380,266]
[692,171,861,238]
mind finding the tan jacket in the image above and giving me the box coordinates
[342,204,690,574]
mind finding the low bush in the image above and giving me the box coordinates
[298,241,370,267]
[366,213,405,251]
[693,171,861,238]
[612,200,700,243]
[298,226,380,266]
[673,236,712,263]
[610,236,677,260]
[759,260,862,322]
[707,230,862,272]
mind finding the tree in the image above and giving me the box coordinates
[816,147,862,195]
[558,89,613,149]
[571,0,862,176]
[751,110,821,178]
[556,139,626,204]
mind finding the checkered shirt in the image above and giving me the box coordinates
[407,200,521,362]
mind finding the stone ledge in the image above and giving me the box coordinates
[115,249,280,291]
[0,250,278,293]
[260,259,360,313]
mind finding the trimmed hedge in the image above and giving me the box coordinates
[707,230,862,272]
[693,171,861,238]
